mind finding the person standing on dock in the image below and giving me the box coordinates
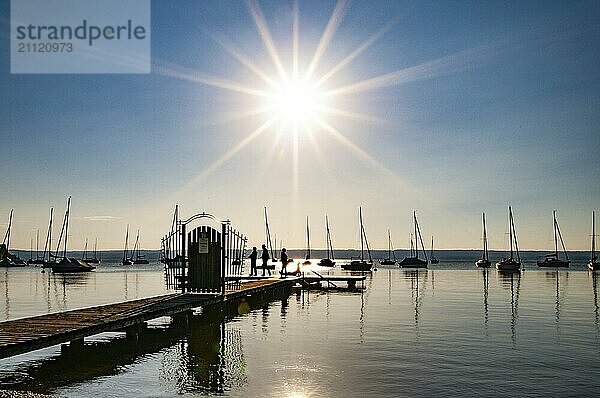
[280,248,288,278]
[261,244,271,276]
[249,246,258,276]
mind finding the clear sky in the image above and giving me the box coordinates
[1,0,599,251]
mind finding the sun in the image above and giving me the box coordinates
[267,78,326,127]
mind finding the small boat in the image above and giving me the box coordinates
[303,217,311,265]
[40,208,55,268]
[380,229,396,265]
[27,229,46,265]
[84,238,101,264]
[496,206,521,272]
[121,224,133,265]
[475,212,491,268]
[588,211,599,271]
[429,236,439,264]
[0,209,27,267]
[537,210,570,268]
[318,215,335,267]
[398,211,428,268]
[264,207,278,263]
[131,229,149,264]
[342,207,373,272]
[50,197,95,273]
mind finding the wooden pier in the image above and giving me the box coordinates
[0,278,296,360]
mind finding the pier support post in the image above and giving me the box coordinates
[125,323,145,342]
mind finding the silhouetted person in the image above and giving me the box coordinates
[280,248,288,278]
[261,244,271,276]
[248,246,258,276]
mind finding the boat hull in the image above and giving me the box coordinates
[0,258,27,267]
[475,259,491,268]
[537,258,570,268]
[379,259,396,265]
[318,258,335,267]
[429,258,439,264]
[51,258,95,273]
[496,259,521,271]
[589,261,600,271]
[133,259,150,264]
[398,257,427,268]
[342,261,373,271]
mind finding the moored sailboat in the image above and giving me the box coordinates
[318,215,335,267]
[537,210,570,268]
[121,224,133,265]
[84,238,101,264]
[0,209,27,267]
[131,229,149,264]
[399,211,428,268]
[303,217,312,265]
[50,197,95,273]
[264,207,278,263]
[342,207,373,271]
[588,211,599,271]
[429,236,439,264]
[496,206,521,272]
[380,229,396,265]
[475,212,491,268]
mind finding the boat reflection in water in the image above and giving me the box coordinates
[497,270,522,343]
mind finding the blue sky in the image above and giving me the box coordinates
[1,0,599,251]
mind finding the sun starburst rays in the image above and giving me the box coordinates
[163,0,455,199]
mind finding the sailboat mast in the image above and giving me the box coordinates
[62,197,71,259]
[414,212,429,263]
[264,207,275,259]
[36,229,40,259]
[388,228,392,260]
[94,238,98,259]
[553,210,558,257]
[3,209,13,249]
[482,213,488,261]
[359,207,364,261]
[43,208,53,262]
[508,207,514,259]
[83,238,88,259]
[413,212,417,258]
[509,207,520,262]
[305,217,310,259]
[555,213,569,261]
[430,236,434,259]
[592,211,596,261]
[123,224,129,261]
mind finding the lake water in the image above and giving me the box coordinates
[1,255,600,397]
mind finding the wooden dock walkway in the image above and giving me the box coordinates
[0,278,295,360]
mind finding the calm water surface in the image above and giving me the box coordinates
[1,259,600,397]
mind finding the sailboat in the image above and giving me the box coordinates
[0,209,27,267]
[475,212,491,268]
[588,211,599,271]
[318,215,335,267]
[50,197,95,273]
[496,206,521,272]
[27,229,45,265]
[264,207,278,263]
[380,229,396,265]
[40,208,54,268]
[537,210,570,268]
[399,211,428,268]
[303,217,311,265]
[429,236,439,264]
[342,207,373,271]
[85,238,101,264]
[121,224,133,265]
[131,229,149,264]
